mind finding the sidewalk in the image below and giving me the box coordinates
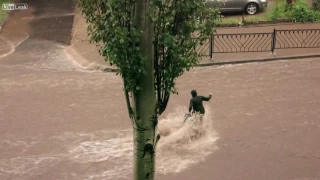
[65,7,114,71]
[66,7,320,70]
[203,23,320,64]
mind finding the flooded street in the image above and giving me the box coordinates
[0,37,219,179]
[1,51,320,179]
[158,59,320,180]
[1,0,320,179]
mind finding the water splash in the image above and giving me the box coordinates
[0,32,30,59]
[0,107,218,180]
[157,106,219,174]
[67,106,218,179]
[22,42,86,72]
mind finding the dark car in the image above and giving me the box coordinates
[205,0,268,15]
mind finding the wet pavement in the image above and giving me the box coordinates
[1,0,320,180]
[69,5,320,70]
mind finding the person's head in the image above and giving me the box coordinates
[191,90,197,97]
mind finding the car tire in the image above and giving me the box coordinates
[246,3,259,15]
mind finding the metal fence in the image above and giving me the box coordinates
[197,29,320,60]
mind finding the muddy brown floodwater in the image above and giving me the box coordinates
[1,49,320,180]
[1,0,320,179]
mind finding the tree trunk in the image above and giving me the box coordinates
[132,0,157,180]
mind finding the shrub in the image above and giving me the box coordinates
[313,0,320,10]
[270,0,320,22]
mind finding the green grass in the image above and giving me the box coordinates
[216,18,240,25]
[217,16,271,26]
[245,16,270,21]
[0,0,12,24]
[216,1,277,25]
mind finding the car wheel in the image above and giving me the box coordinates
[246,3,258,15]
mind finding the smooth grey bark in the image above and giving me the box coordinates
[130,0,158,179]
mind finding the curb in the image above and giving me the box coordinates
[0,12,10,33]
[69,51,320,73]
[195,54,320,67]
[216,21,320,29]
[65,45,118,73]
[215,21,320,29]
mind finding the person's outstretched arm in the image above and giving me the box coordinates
[201,93,212,101]
[189,99,193,113]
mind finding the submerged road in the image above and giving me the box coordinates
[1,0,320,180]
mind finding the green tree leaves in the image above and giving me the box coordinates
[77,1,218,179]
[77,0,219,113]
[149,0,219,113]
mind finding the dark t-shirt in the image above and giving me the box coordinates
[189,95,211,114]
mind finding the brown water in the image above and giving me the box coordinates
[1,0,319,178]
[1,37,320,180]
[0,46,219,179]
[0,8,320,177]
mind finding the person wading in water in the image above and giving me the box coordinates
[185,90,212,123]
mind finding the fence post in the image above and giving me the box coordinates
[271,29,276,55]
[210,34,213,61]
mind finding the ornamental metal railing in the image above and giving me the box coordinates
[197,29,320,60]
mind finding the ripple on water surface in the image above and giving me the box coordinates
[0,106,219,180]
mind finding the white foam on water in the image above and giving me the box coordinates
[69,137,133,163]
[66,106,219,179]
[0,36,15,59]
[0,39,93,73]
[156,106,219,174]
[64,131,133,179]
[0,139,38,150]
[0,32,30,59]
[0,156,58,176]
[24,44,87,72]
[84,164,132,180]
[0,108,218,179]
